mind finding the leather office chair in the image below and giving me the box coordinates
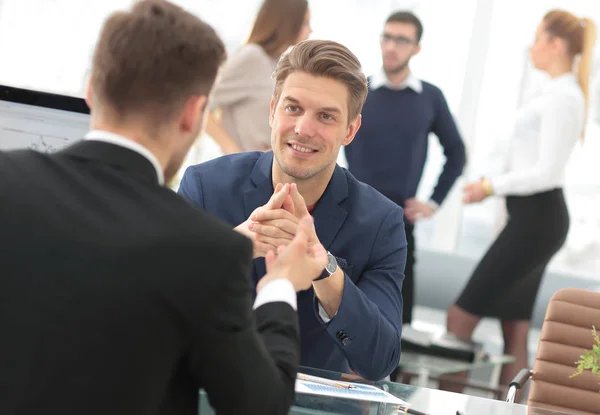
[506,288,600,414]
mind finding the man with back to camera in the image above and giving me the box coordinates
[179,39,408,381]
[345,11,466,325]
[0,1,328,414]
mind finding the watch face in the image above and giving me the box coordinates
[325,253,337,274]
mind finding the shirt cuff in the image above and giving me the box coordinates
[488,175,509,196]
[253,279,297,311]
[427,199,439,210]
[317,301,337,323]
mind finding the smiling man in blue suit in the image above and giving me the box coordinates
[179,40,407,381]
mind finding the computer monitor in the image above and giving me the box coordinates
[0,85,89,153]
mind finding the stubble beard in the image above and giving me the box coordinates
[384,58,410,76]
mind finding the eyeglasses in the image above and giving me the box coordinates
[380,33,417,47]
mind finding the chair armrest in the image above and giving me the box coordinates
[505,369,532,403]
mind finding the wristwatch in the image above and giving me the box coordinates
[316,252,338,281]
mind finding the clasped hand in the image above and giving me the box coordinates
[235,183,321,259]
[235,183,327,292]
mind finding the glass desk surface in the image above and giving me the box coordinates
[398,350,516,375]
[199,365,578,415]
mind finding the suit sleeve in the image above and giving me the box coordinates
[430,88,466,206]
[314,207,406,380]
[177,166,205,209]
[184,232,300,415]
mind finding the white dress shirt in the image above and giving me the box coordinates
[318,301,336,323]
[369,68,423,93]
[84,130,165,185]
[84,129,296,311]
[490,73,585,196]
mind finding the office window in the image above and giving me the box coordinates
[402,0,478,251]
[176,0,434,167]
[0,0,136,97]
[456,0,600,279]
[179,0,478,180]
[170,0,261,52]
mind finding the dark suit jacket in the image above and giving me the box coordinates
[0,141,299,415]
[179,151,407,380]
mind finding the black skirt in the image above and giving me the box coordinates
[455,188,570,320]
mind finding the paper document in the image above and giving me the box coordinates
[295,373,408,405]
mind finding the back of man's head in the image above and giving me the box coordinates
[90,0,226,126]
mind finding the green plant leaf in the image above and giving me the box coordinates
[569,326,600,384]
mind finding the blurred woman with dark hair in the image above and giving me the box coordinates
[206,0,311,154]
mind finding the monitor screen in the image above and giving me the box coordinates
[0,85,89,153]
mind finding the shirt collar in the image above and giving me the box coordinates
[544,72,578,92]
[370,68,423,93]
[84,130,165,185]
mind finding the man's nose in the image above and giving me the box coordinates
[382,41,396,54]
[294,114,317,138]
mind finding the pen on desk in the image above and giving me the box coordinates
[297,373,355,389]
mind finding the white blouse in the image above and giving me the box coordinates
[490,73,585,196]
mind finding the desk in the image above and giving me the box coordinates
[398,351,515,388]
[198,366,577,415]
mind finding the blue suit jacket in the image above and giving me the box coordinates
[179,152,407,380]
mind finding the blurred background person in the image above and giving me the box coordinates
[345,11,465,326]
[445,9,597,394]
[205,0,311,154]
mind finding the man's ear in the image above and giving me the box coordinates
[342,114,362,146]
[181,95,208,133]
[413,44,422,57]
[550,36,568,55]
[85,77,93,110]
[269,97,276,128]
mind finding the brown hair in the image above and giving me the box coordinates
[272,40,368,124]
[246,0,308,58]
[386,11,424,43]
[90,0,226,124]
[543,10,597,135]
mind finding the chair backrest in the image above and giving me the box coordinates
[529,288,600,415]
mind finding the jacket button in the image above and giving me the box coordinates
[342,337,351,346]
[336,330,345,340]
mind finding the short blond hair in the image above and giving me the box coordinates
[272,40,367,124]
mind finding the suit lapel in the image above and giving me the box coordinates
[312,165,349,251]
[242,152,274,219]
[241,154,349,280]
[242,152,275,284]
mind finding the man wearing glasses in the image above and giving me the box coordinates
[345,11,466,326]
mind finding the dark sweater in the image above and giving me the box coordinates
[345,79,466,207]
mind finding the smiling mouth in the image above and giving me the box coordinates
[288,143,317,153]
